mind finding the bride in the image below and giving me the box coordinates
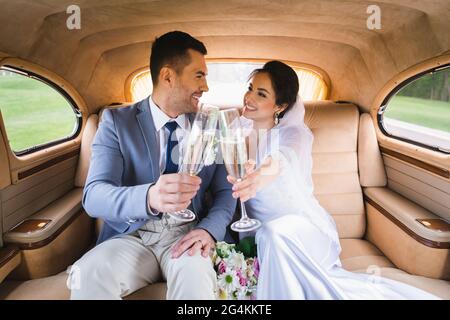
[227,60,439,300]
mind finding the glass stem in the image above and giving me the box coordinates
[240,199,249,221]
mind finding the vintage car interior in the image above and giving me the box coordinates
[0,0,448,299]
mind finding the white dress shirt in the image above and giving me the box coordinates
[148,96,190,173]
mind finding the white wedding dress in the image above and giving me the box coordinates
[240,97,439,300]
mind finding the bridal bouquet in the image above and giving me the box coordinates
[212,237,259,300]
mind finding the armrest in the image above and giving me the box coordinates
[364,187,450,247]
[364,187,450,280]
[4,188,82,247]
[0,245,21,283]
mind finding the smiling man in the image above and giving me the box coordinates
[69,31,237,300]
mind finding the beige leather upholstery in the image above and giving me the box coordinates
[0,271,166,300]
[360,268,450,300]
[0,251,21,284]
[358,113,387,187]
[365,187,450,244]
[365,200,450,280]
[339,239,395,271]
[7,213,93,280]
[4,189,83,244]
[74,115,98,188]
[305,101,365,239]
[1,100,449,299]
[340,240,450,299]
[0,272,70,300]
[2,156,78,232]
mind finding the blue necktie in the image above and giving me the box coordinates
[163,121,179,174]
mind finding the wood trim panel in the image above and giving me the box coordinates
[6,210,84,250]
[364,195,450,249]
[0,245,20,269]
[380,147,449,179]
[416,218,450,232]
[9,219,52,234]
[18,149,79,180]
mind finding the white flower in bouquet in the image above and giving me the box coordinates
[224,251,247,271]
[217,270,240,294]
[214,240,259,300]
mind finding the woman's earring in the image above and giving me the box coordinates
[274,111,280,125]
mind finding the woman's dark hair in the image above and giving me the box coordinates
[249,60,299,118]
[150,31,207,86]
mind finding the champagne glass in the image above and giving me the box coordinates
[219,108,261,232]
[167,103,219,221]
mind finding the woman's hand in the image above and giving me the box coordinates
[227,160,259,202]
[227,156,282,201]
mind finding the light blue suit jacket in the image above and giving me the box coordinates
[83,97,237,244]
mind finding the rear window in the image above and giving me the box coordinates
[128,61,329,104]
[380,65,450,153]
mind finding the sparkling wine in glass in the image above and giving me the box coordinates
[167,104,219,221]
[219,108,261,232]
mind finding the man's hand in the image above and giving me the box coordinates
[171,229,215,259]
[148,173,201,213]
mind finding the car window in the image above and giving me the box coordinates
[129,61,328,104]
[381,66,450,153]
[0,67,79,154]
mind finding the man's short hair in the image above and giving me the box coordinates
[150,31,207,86]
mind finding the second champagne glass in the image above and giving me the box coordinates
[219,108,261,232]
[167,104,219,221]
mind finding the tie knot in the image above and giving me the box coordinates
[164,121,178,133]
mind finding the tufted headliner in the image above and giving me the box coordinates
[0,0,449,113]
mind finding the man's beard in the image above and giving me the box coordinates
[172,83,197,115]
[170,94,196,116]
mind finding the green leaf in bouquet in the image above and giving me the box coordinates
[236,236,257,258]
[215,241,235,258]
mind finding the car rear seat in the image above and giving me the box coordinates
[0,101,448,300]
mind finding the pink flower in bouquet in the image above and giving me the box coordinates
[236,269,248,287]
[254,258,260,278]
[213,241,259,300]
[218,260,227,274]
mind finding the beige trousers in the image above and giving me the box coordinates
[69,215,217,300]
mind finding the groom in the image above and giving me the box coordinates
[69,31,236,299]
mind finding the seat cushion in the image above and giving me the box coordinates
[0,271,166,300]
[0,272,70,300]
[340,238,395,271]
[340,239,450,299]
[1,240,447,299]
[353,267,450,300]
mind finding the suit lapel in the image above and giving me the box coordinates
[136,97,160,180]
